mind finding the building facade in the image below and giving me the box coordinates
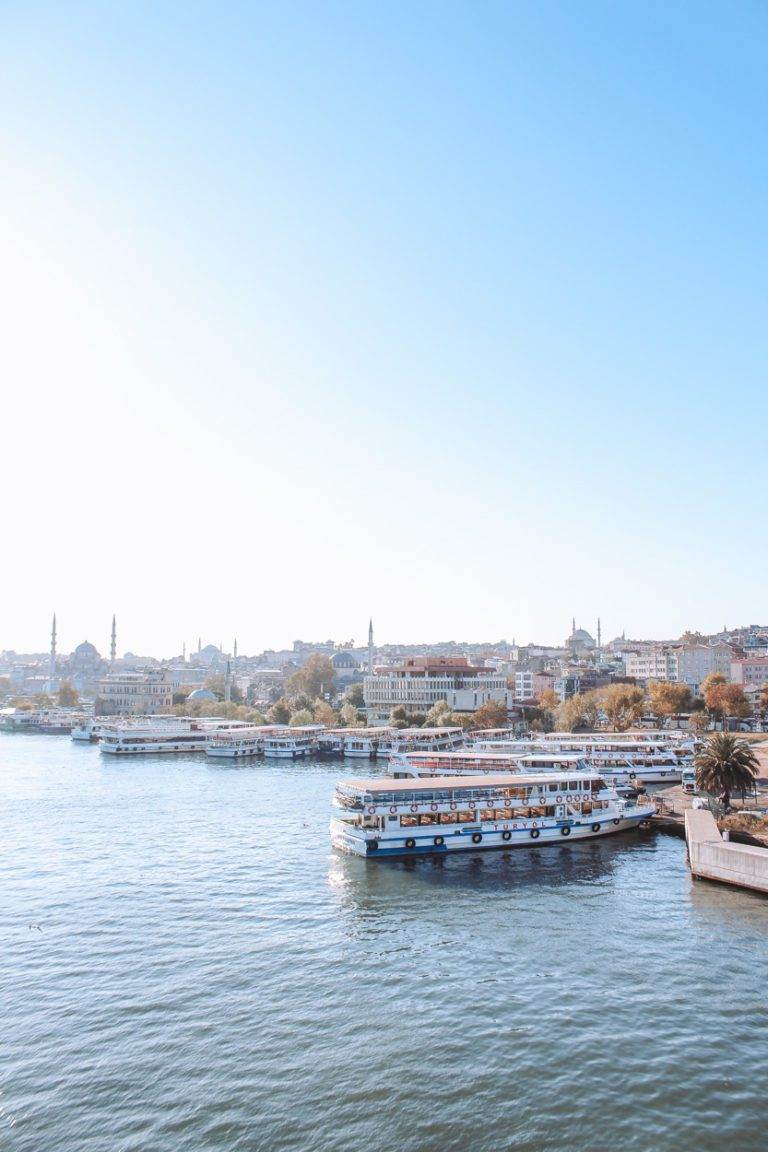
[731,658,768,690]
[95,669,178,715]
[364,657,508,723]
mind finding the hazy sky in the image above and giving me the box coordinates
[2,2,767,656]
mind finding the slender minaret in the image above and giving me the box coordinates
[368,618,374,675]
[48,612,57,692]
[233,638,238,661]
[110,614,117,666]
[224,659,232,704]
[572,616,576,636]
[182,641,187,663]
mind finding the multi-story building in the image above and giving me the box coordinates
[624,648,677,682]
[95,669,178,715]
[514,671,555,702]
[731,658,768,690]
[364,657,508,723]
[625,643,732,695]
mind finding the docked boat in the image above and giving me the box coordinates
[472,736,686,784]
[205,725,285,759]
[381,727,465,759]
[100,718,252,755]
[261,726,323,758]
[330,769,655,858]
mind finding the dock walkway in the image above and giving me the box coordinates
[685,809,768,895]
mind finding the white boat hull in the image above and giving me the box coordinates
[331,810,653,858]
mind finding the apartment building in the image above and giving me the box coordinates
[95,668,178,715]
[364,657,508,723]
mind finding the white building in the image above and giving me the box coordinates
[625,643,732,695]
[95,668,179,715]
[624,648,677,682]
[364,657,508,723]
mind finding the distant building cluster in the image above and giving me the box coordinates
[2,615,768,723]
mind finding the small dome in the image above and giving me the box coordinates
[187,688,217,702]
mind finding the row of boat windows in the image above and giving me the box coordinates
[398,802,609,826]
[361,782,600,804]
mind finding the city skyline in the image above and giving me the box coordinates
[0,609,755,661]
[2,4,767,655]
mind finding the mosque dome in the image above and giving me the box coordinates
[566,628,595,649]
[73,640,100,660]
[187,688,216,702]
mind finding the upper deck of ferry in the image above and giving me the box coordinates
[336,769,604,801]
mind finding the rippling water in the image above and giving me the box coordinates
[2,734,768,1151]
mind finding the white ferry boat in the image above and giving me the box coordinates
[100,719,252,755]
[381,727,465,759]
[330,769,654,858]
[472,737,685,784]
[261,725,323,758]
[205,725,286,759]
[315,728,395,759]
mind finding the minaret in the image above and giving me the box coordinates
[234,638,238,661]
[110,614,117,666]
[197,637,201,655]
[224,659,232,704]
[572,616,576,636]
[368,618,374,675]
[48,612,57,692]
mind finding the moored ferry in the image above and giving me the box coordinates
[472,736,686,783]
[330,770,654,858]
[261,725,324,758]
[100,718,252,755]
[205,725,285,759]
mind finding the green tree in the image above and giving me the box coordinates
[289,708,315,726]
[267,699,291,725]
[313,699,337,727]
[286,655,336,702]
[389,706,410,729]
[424,699,451,726]
[339,701,362,727]
[688,710,711,733]
[695,733,759,810]
[646,681,692,728]
[466,699,509,731]
[57,680,79,707]
[345,683,365,708]
[599,684,644,731]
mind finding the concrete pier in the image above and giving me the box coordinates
[685,809,768,895]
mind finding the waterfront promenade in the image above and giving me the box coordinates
[686,808,768,895]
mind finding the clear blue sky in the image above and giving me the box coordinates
[2,2,766,656]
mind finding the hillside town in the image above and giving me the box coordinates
[2,614,768,732]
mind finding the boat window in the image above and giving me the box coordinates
[399,815,417,827]
[548,782,558,793]
[456,810,475,823]
[480,808,496,821]
[418,813,438,826]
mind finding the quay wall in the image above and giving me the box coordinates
[685,809,768,895]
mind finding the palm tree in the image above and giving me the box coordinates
[695,733,759,810]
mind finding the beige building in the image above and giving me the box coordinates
[364,657,508,723]
[731,658,768,689]
[95,668,178,715]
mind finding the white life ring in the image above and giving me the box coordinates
[367,806,376,814]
